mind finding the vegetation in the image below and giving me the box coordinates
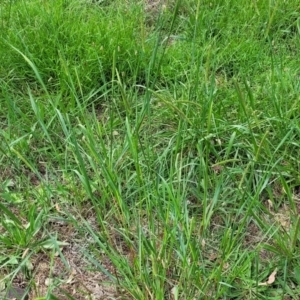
[0,0,300,299]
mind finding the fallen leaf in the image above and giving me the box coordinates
[259,268,277,286]
[267,268,277,284]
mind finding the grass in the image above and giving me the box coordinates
[0,0,300,299]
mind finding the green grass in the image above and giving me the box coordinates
[1,0,300,299]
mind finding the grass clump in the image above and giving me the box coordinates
[1,0,300,299]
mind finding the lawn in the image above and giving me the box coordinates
[0,0,300,299]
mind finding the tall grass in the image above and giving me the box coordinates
[1,0,300,299]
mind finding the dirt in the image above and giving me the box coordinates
[0,208,124,300]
